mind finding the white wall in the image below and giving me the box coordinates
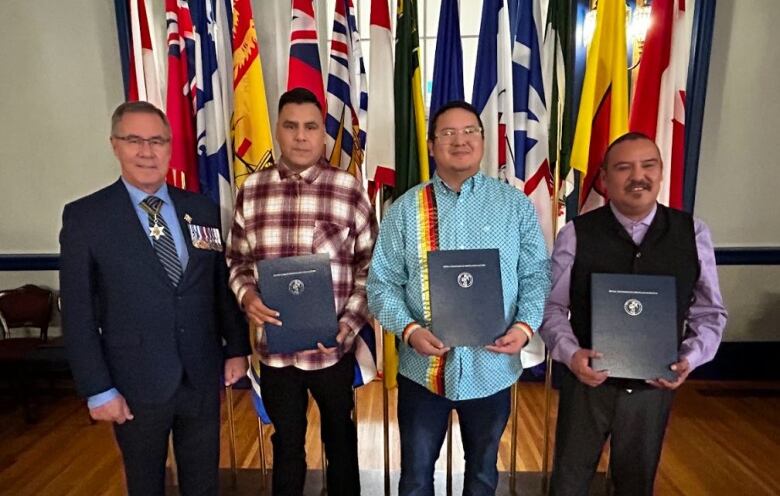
[696,0,780,246]
[693,0,780,342]
[0,0,125,255]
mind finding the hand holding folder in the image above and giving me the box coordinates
[257,254,339,354]
[427,249,507,347]
[590,273,678,381]
[407,327,450,357]
[241,291,282,327]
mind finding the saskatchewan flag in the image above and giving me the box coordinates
[393,0,429,200]
[383,0,429,390]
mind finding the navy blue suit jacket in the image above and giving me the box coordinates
[59,179,250,405]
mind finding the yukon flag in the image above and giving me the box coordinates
[325,0,369,179]
[570,0,628,213]
[128,0,164,108]
[365,0,396,200]
[231,0,275,189]
[472,0,515,181]
[288,0,327,111]
[629,0,694,209]
[191,0,234,235]
[165,0,199,192]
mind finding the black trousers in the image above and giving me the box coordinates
[550,371,675,496]
[113,378,220,496]
[261,355,359,496]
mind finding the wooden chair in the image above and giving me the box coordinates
[0,284,55,421]
[0,284,53,340]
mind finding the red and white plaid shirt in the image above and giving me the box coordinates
[226,158,377,370]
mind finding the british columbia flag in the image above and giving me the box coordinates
[325,0,368,179]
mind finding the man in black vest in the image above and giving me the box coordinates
[540,132,727,496]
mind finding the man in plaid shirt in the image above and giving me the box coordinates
[226,88,377,496]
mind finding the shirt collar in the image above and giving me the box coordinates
[121,177,172,206]
[609,202,657,230]
[433,170,485,195]
[276,156,325,184]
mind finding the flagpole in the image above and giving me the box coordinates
[374,186,391,496]
[509,382,519,492]
[225,385,238,488]
[383,376,390,496]
[543,96,565,493]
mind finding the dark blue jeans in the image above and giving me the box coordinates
[397,375,512,496]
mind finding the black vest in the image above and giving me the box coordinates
[569,204,699,350]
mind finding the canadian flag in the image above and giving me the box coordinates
[629,0,695,209]
[365,0,396,199]
[128,0,164,109]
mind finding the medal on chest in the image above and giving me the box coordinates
[149,217,165,240]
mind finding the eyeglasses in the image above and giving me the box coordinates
[113,135,171,149]
[434,126,483,143]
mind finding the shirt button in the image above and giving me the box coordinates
[179,327,185,333]
[635,252,642,258]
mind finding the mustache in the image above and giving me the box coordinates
[626,180,651,191]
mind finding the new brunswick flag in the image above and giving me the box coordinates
[231,0,274,189]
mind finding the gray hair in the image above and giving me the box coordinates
[111,101,171,137]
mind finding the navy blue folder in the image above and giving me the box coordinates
[590,273,678,381]
[427,249,507,347]
[257,254,338,354]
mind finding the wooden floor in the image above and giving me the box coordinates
[0,380,778,495]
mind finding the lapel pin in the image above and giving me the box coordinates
[184,214,192,224]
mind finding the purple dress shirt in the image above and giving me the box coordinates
[540,203,728,371]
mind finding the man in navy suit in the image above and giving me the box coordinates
[59,101,250,496]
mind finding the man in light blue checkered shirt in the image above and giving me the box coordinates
[368,101,550,495]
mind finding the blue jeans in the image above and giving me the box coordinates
[397,375,512,496]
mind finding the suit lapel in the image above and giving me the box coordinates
[108,180,172,286]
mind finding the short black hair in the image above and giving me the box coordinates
[602,131,659,169]
[428,100,484,141]
[111,101,170,136]
[278,87,322,114]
